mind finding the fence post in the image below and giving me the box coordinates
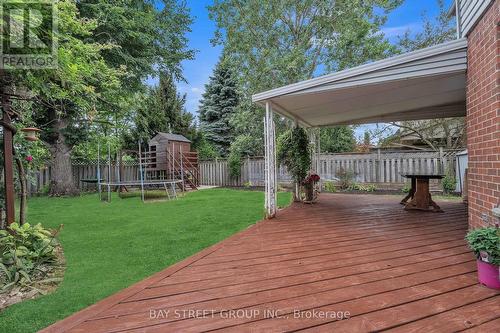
[439,147,444,173]
[215,157,219,186]
[377,149,382,182]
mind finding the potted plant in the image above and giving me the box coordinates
[465,227,500,289]
[303,173,320,203]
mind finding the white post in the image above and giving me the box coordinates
[107,142,111,202]
[180,145,185,194]
[138,141,145,202]
[264,102,277,218]
[316,128,321,189]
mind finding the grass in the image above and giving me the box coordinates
[0,188,291,332]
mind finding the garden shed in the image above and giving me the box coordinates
[147,132,199,189]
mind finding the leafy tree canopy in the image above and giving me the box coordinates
[320,126,356,153]
[209,0,402,156]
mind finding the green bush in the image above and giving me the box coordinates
[348,183,376,192]
[228,135,259,178]
[0,223,59,291]
[337,167,354,190]
[323,181,337,193]
[197,139,219,160]
[228,153,242,178]
[465,227,500,265]
[277,127,311,184]
[442,171,456,194]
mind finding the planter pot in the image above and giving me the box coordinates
[304,183,314,202]
[476,260,500,290]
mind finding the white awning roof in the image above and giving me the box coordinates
[252,38,468,127]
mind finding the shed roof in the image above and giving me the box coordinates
[252,38,468,127]
[151,133,191,143]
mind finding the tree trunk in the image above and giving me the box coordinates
[49,140,79,196]
[294,182,301,202]
[48,116,79,196]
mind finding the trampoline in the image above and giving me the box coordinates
[97,141,186,203]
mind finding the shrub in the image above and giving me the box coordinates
[197,139,219,160]
[228,153,242,178]
[347,183,376,192]
[337,167,354,190]
[442,171,456,194]
[465,227,500,265]
[228,135,259,178]
[277,127,311,184]
[323,181,337,193]
[0,223,59,291]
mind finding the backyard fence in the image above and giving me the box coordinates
[25,149,459,195]
[199,149,458,188]
[27,160,141,196]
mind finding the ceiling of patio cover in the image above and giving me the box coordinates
[252,38,468,127]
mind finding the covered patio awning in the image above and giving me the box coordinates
[255,38,468,218]
[253,38,467,127]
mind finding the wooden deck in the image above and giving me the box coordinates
[42,194,500,333]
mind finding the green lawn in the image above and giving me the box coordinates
[0,188,291,332]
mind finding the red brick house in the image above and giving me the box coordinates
[254,0,499,229]
[456,0,499,228]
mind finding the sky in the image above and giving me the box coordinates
[167,0,453,138]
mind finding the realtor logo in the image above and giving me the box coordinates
[1,0,58,69]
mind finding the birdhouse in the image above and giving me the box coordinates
[21,127,41,142]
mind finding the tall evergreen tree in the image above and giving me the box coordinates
[129,72,195,144]
[198,59,239,156]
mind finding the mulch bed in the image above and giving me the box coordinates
[0,245,65,311]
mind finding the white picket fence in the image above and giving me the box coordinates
[199,150,458,188]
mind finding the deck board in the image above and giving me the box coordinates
[41,194,500,333]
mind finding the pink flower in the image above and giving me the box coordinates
[25,155,33,163]
[303,173,320,184]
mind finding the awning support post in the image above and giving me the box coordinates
[264,102,277,219]
[309,128,320,173]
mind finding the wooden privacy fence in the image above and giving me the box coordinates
[199,150,458,188]
[26,150,458,194]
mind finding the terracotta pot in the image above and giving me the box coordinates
[476,259,500,289]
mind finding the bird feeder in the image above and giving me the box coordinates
[21,127,41,142]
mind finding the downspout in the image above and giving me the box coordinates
[455,0,461,39]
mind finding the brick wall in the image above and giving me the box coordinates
[466,0,500,229]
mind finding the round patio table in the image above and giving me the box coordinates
[400,173,444,212]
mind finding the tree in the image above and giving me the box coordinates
[363,131,371,146]
[198,58,239,156]
[77,0,194,86]
[18,0,194,195]
[13,0,124,196]
[383,118,466,150]
[397,0,455,53]
[129,72,196,144]
[320,126,356,153]
[78,0,196,159]
[386,0,464,150]
[209,0,402,155]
